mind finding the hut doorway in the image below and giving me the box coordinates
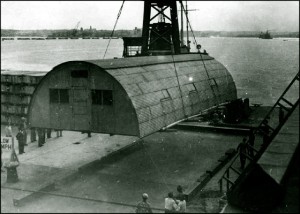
[71,88,91,131]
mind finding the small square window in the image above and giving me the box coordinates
[71,70,88,78]
[103,90,113,105]
[92,90,102,105]
[50,89,59,103]
[59,89,69,103]
[50,89,69,103]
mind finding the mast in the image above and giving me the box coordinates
[180,2,184,46]
[141,1,181,56]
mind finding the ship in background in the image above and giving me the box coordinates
[259,30,273,39]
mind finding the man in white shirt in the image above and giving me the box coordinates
[176,195,186,213]
[165,192,178,213]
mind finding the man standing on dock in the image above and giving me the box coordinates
[16,128,25,154]
[37,128,46,147]
[136,193,152,213]
[237,138,248,170]
[21,117,28,146]
[248,128,255,158]
[279,107,284,124]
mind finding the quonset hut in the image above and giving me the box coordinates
[28,55,236,138]
[28,1,237,138]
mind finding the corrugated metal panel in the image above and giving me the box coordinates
[87,54,214,70]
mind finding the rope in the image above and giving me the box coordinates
[102,1,125,59]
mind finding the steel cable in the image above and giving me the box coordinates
[102,1,125,59]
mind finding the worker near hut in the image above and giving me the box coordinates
[279,107,284,124]
[30,127,37,142]
[20,117,28,146]
[135,193,152,213]
[16,128,25,154]
[262,120,270,146]
[37,128,46,147]
[175,195,186,213]
[175,185,185,201]
[47,129,52,139]
[248,128,255,158]
[236,137,248,170]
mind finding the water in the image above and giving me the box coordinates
[1,37,299,106]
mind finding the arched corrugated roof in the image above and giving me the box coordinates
[86,54,237,137]
[28,54,237,138]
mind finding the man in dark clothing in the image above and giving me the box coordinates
[279,107,284,124]
[31,128,36,142]
[262,120,270,146]
[248,129,255,158]
[237,138,248,170]
[136,193,152,213]
[175,185,185,201]
[37,128,46,147]
[16,128,25,154]
[21,117,28,146]
[1,146,4,172]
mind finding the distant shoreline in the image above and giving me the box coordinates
[1,29,299,38]
[1,37,299,41]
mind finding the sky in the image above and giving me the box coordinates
[1,1,299,32]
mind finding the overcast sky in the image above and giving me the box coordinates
[1,1,299,31]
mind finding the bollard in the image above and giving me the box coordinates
[5,149,19,183]
[6,166,19,183]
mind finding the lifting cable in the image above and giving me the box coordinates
[102,1,125,59]
[180,2,220,102]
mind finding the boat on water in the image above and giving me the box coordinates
[259,30,272,39]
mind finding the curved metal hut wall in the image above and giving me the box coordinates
[28,54,237,138]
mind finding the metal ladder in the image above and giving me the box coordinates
[219,71,299,193]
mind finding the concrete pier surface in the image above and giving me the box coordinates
[1,128,243,212]
[1,106,298,213]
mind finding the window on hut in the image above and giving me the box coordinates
[50,89,69,104]
[71,70,88,78]
[92,90,113,106]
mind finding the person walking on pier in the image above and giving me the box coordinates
[16,128,25,154]
[136,193,152,213]
[248,128,255,158]
[237,137,248,170]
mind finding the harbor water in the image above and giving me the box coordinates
[1,37,299,106]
